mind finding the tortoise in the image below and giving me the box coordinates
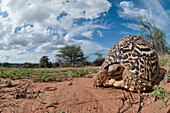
[93,35,159,91]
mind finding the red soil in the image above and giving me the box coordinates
[0,76,169,113]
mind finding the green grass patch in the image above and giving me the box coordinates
[32,72,57,82]
[69,69,89,77]
[6,77,12,87]
[149,85,170,109]
[159,58,169,66]
[0,67,99,82]
[79,69,89,76]
[90,68,99,73]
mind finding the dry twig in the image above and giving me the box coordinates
[108,91,151,113]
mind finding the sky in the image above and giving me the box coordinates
[0,0,170,63]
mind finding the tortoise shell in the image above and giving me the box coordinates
[100,35,159,82]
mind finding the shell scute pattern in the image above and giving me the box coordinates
[94,35,159,91]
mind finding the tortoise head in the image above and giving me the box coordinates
[108,64,124,79]
[93,69,109,87]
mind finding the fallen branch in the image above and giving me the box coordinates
[86,86,103,89]
[68,79,73,86]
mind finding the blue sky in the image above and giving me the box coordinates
[0,0,170,63]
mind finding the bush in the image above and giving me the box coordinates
[93,58,105,66]
[6,77,12,87]
[3,62,10,68]
[91,68,99,73]
[52,62,59,68]
[22,62,35,68]
[39,56,52,68]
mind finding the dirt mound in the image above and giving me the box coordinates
[0,76,169,113]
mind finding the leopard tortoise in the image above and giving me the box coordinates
[93,35,160,91]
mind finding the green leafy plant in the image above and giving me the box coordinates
[159,59,168,66]
[79,69,89,76]
[32,89,50,113]
[0,69,3,75]
[63,72,67,76]
[149,85,170,109]
[6,77,12,87]
[71,73,78,77]
[167,73,170,82]
[91,68,99,73]
[61,109,63,113]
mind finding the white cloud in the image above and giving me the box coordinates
[0,0,111,63]
[118,1,147,19]
[81,30,93,39]
[120,31,132,35]
[118,0,170,30]
[143,0,170,29]
[97,30,103,37]
[121,23,140,31]
[15,50,29,55]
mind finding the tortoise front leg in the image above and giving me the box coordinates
[93,69,109,87]
[104,79,124,87]
[122,70,152,91]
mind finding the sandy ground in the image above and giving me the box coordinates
[0,75,169,113]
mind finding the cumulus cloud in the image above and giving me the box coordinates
[118,1,147,18]
[81,30,93,39]
[0,0,111,63]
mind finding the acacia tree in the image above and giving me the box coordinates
[39,56,52,68]
[138,15,168,54]
[55,44,88,66]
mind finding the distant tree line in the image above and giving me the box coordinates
[0,45,105,68]
[0,62,39,68]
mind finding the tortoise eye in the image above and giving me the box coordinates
[116,67,122,71]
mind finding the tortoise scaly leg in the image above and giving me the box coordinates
[137,91,141,113]
[123,70,152,91]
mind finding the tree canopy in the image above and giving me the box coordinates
[138,15,169,54]
[39,56,52,68]
[55,44,88,66]
[93,52,105,66]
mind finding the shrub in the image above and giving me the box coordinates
[6,77,12,87]
[149,85,170,109]
[79,69,89,76]
[93,58,105,66]
[91,68,99,73]
[22,62,35,68]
